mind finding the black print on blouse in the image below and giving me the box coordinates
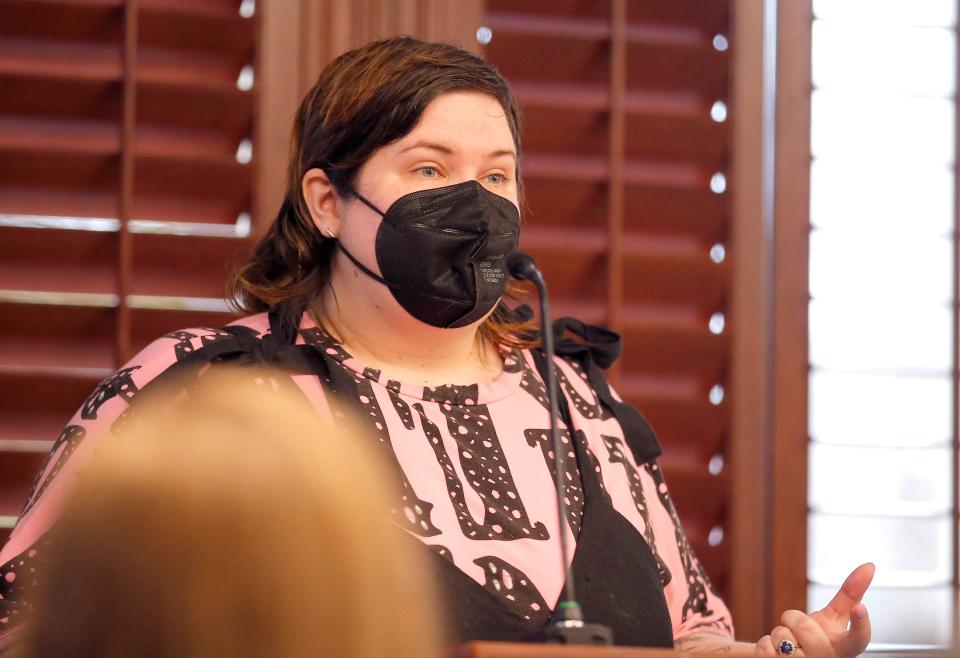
[301,329,352,363]
[429,544,455,564]
[524,428,585,535]
[601,434,672,587]
[19,425,86,518]
[200,328,235,348]
[648,461,725,626]
[474,556,550,624]
[353,379,441,538]
[418,387,548,541]
[585,440,613,504]
[557,366,603,419]
[166,328,237,361]
[566,358,616,421]
[386,381,415,430]
[166,330,198,361]
[299,327,441,537]
[519,359,551,410]
[80,366,140,420]
[411,403,547,541]
[519,356,607,421]
[0,538,52,629]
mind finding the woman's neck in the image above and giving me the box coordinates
[312,286,503,387]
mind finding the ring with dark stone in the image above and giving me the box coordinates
[777,639,797,655]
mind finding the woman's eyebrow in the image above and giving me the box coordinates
[399,141,455,155]
[399,140,516,159]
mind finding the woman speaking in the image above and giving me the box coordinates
[0,36,873,655]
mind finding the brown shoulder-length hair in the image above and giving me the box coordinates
[229,35,537,350]
[21,369,440,658]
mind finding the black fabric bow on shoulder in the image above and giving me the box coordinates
[513,304,663,464]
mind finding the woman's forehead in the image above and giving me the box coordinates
[396,91,516,156]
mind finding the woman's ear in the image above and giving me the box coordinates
[301,168,342,238]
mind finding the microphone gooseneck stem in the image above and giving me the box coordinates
[508,251,613,645]
[528,268,581,622]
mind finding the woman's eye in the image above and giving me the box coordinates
[419,166,438,178]
[486,173,506,185]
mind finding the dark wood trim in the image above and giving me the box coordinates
[952,0,960,648]
[606,0,626,386]
[769,0,812,620]
[253,0,304,238]
[116,0,138,365]
[728,0,774,640]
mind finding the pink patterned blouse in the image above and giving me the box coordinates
[0,310,733,648]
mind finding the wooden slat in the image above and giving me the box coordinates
[623,183,726,239]
[626,40,728,98]
[0,369,101,442]
[662,468,727,529]
[139,3,254,58]
[0,73,120,119]
[0,121,248,163]
[618,315,728,378]
[524,154,716,192]
[486,0,609,19]
[0,38,122,82]
[140,0,246,18]
[519,179,608,230]
[134,155,251,222]
[622,244,729,308]
[0,229,251,298]
[0,3,122,45]
[0,227,117,294]
[137,84,252,145]
[130,233,253,297]
[0,302,240,370]
[0,151,118,198]
[520,244,606,303]
[628,1,728,32]
[486,12,611,41]
[129,307,239,354]
[636,394,727,464]
[0,303,116,371]
[484,30,610,86]
[625,109,727,167]
[518,104,608,159]
[0,452,46,518]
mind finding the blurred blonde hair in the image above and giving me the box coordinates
[21,368,438,658]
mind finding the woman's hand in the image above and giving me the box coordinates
[756,563,875,657]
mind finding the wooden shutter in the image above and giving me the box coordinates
[0,0,258,543]
[483,0,733,595]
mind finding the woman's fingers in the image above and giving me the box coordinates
[756,634,777,655]
[770,625,802,656]
[821,563,875,624]
[781,610,833,656]
[831,604,872,657]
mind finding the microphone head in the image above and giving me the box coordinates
[507,251,539,281]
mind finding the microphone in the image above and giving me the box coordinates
[507,252,613,646]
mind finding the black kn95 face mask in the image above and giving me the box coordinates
[333,180,520,329]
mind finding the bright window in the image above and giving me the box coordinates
[808,0,956,649]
